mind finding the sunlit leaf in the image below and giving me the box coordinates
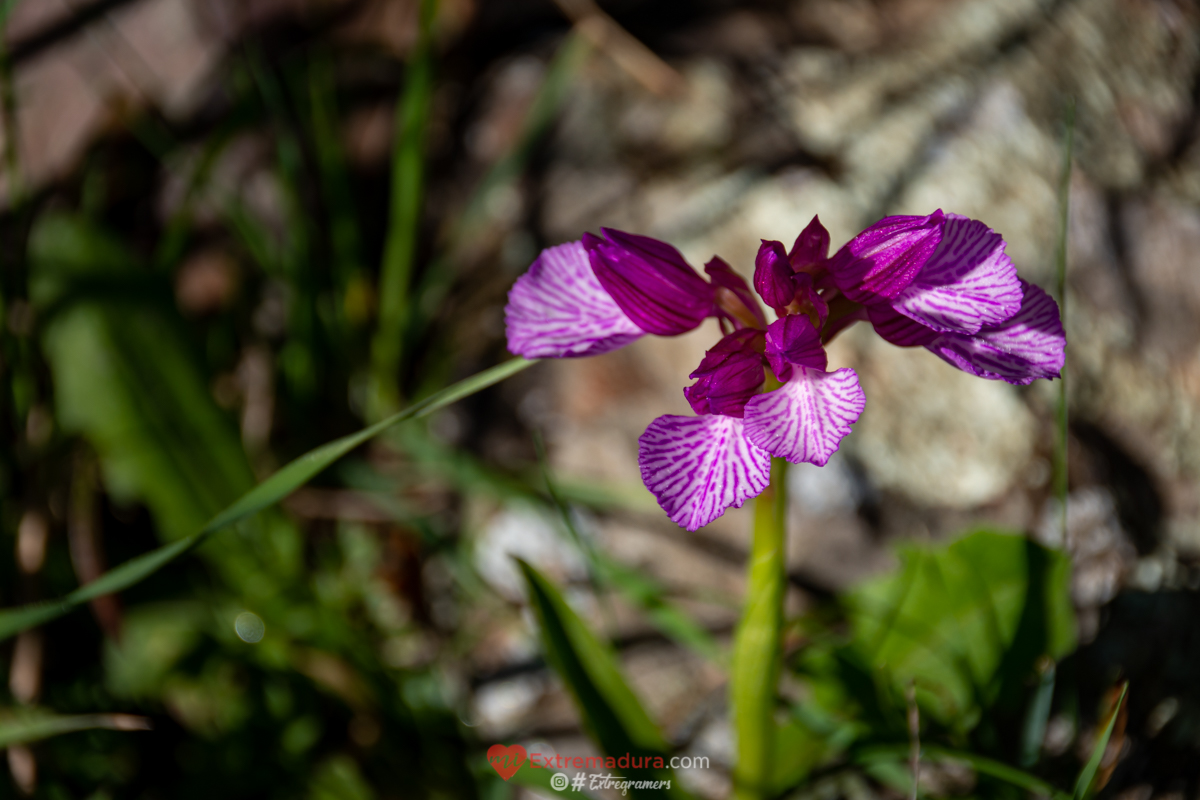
[842,530,1075,729]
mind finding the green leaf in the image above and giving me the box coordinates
[517,561,686,799]
[0,709,150,748]
[0,355,536,642]
[842,530,1076,728]
[1073,682,1127,800]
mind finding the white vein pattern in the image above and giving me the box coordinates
[638,414,771,531]
[892,214,1022,335]
[743,367,865,467]
[928,281,1065,385]
[505,241,644,358]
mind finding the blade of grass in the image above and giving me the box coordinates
[1019,659,1056,767]
[534,432,722,662]
[854,744,1069,800]
[0,357,536,641]
[1073,682,1127,800]
[369,0,437,416]
[517,561,691,800]
[1053,98,1075,539]
[731,457,789,800]
[0,0,22,207]
[0,709,150,748]
[518,559,668,755]
[403,32,590,362]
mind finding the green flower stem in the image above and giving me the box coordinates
[731,456,789,800]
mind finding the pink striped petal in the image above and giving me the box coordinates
[743,367,865,467]
[891,214,1022,335]
[829,211,945,304]
[639,414,771,531]
[927,281,1065,385]
[505,241,644,358]
[867,304,938,347]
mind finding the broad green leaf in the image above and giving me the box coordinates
[1073,682,1127,800]
[730,458,788,800]
[0,709,149,748]
[517,561,687,799]
[843,530,1075,728]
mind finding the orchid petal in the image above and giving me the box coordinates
[792,272,829,326]
[585,229,714,336]
[829,210,945,304]
[754,240,796,310]
[684,329,765,418]
[891,214,1022,335]
[743,367,865,466]
[764,315,827,382]
[789,215,830,268]
[866,304,938,347]
[505,241,644,358]
[927,281,1065,385]
[639,414,771,531]
[706,256,767,329]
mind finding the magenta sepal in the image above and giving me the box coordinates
[684,329,766,418]
[584,229,715,336]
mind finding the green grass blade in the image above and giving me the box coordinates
[1019,660,1056,767]
[1073,682,1127,800]
[0,357,536,642]
[517,561,691,799]
[598,558,723,664]
[403,32,590,356]
[731,458,788,800]
[369,0,437,415]
[855,745,1069,800]
[1053,98,1075,537]
[0,709,150,748]
[518,559,668,755]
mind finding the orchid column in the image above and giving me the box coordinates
[504,211,1064,798]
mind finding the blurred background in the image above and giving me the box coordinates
[0,0,1198,797]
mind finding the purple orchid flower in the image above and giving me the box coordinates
[504,212,1064,531]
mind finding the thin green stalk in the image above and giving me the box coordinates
[0,0,22,207]
[731,457,789,800]
[369,0,438,417]
[0,357,537,642]
[1053,99,1075,538]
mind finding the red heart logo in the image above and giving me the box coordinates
[487,743,527,781]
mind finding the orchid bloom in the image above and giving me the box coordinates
[504,213,1064,531]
